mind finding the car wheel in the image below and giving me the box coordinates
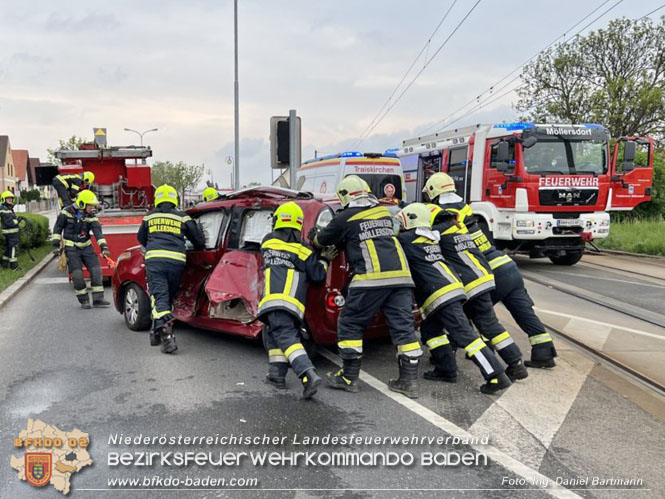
[123,283,152,331]
[548,251,583,266]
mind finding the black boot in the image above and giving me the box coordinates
[266,363,288,389]
[80,299,92,310]
[149,330,162,346]
[301,368,321,399]
[524,358,556,368]
[525,343,558,368]
[327,358,361,393]
[93,298,111,308]
[160,325,177,354]
[388,355,420,399]
[480,372,512,394]
[424,367,457,382]
[506,359,529,381]
[424,344,457,382]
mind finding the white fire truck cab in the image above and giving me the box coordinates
[399,123,653,265]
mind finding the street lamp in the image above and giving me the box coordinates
[123,127,158,146]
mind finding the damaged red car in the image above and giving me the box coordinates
[111,187,395,346]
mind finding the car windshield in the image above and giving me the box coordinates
[355,174,403,200]
[522,139,607,175]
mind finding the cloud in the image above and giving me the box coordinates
[44,12,119,32]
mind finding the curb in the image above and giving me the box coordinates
[586,247,665,261]
[0,252,55,311]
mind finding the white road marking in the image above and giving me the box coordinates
[540,270,665,289]
[320,349,582,499]
[535,308,665,342]
[34,277,70,284]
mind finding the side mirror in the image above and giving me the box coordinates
[622,141,636,172]
[522,136,537,149]
[494,141,510,172]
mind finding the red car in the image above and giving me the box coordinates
[112,187,398,347]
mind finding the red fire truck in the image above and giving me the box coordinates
[399,123,654,265]
[54,143,154,277]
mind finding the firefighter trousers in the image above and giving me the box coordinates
[66,245,103,304]
[491,264,557,361]
[145,259,184,330]
[2,234,18,269]
[337,287,422,360]
[54,183,72,208]
[463,291,522,365]
[263,310,313,378]
[421,300,504,380]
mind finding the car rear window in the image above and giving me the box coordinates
[238,209,274,251]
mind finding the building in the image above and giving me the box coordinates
[0,135,17,194]
[12,149,30,191]
[28,157,40,188]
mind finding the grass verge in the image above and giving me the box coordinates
[0,243,53,293]
[595,219,665,256]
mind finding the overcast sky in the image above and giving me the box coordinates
[0,0,661,187]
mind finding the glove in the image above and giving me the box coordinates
[52,247,61,257]
[307,227,319,244]
[320,246,339,262]
[102,248,112,258]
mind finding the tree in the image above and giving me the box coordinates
[516,16,665,139]
[47,136,88,165]
[151,161,205,201]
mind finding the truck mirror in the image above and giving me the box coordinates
[522,136,537,149]
[495,141,510,162]
[622,141,636,172]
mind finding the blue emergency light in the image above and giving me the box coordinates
[383,148,399,157]
[340,151,364,158]
[493,122,534,131]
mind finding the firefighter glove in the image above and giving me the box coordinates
[320,246,339,262]
[102,248,112,258]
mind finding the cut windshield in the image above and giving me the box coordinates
[354,174,403,200]
[522,139,607,175]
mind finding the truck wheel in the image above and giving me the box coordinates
[548,252,583,266]
[123,283,152,331]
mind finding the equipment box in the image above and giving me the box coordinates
[126,166,151,187]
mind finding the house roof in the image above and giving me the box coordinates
[29,157,40,184]
[0,136,8,165]
[13,149,29,182]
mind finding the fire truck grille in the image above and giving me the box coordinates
[538,188,598,207]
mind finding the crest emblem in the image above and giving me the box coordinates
[25,453,52,487]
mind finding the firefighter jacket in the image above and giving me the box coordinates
[53,174,84,197]
[52,205,108,250]
[440,201,514,272]
[1,202,19,236]
[397,227,466,319]
[316,205,413,289]
[258,228,329,322]
[137,205,205,263]
[431,210,495,299]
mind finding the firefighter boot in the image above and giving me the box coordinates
[388,355,420,399]
[506,359,529,381]
[424,344,457,383]
[480,372,512,394]
[525,342,558,369]
[301,368,322,399]
[149,329,162,346]
[265,363,288,389]
[79,296,92,309]
[92,298,111,308]
[160,325,178,354]
[327,358,361,393]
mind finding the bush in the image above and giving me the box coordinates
[596,218,665,256]
[18,189,43,203]
[0,213,50,250]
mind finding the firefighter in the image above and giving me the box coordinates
[258,201,338,399]
[423,177,528,381]
[1,191,20,270]
[51,190,110,309]
[52,171,95,208]
[395,203,511,393]
[202,187,220,203]
[137,184,205,354]
[428,172,557,368]
[312,175,423,398]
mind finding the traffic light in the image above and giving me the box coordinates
[270,115,301,169]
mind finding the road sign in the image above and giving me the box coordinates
[93,128,107,148]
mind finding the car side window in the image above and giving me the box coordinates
[238,209,274,251]
[195,210,228,250]
[315,207,334,229]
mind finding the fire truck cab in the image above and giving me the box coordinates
[400,123,653,265]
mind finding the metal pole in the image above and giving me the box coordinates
[233,0,240,190]
[289,109,298,190]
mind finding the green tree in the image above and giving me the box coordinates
[516,16,665,139]
[46,136,89,165]
[151,161,205,201]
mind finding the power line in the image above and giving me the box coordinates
[638,3,665,19]
[353,0,483,148]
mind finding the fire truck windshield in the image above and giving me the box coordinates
[522,139,607,176]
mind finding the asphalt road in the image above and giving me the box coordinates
[2,258,665,498]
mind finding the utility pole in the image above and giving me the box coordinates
[233,0,240,190]
[289,109,300,190]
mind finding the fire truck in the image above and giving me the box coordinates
[399,123,654,265]
[54,141,154,277]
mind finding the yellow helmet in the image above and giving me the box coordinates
[76,190,99,209]
[337,175,370,207]
[154,184,178,207]
[202,187,219,202]
[396,203,432,231]
[83,171,95,184]
[273,201,304,231]
[1,190,15,203]
[423,172,456,200]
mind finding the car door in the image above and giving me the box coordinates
[609,137,654,210]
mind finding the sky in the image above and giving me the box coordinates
[0,0,662,187]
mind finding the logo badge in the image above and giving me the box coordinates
[25,453,52,487]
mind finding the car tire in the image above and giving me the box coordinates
[548,252,583,266]
[123,283,152,331]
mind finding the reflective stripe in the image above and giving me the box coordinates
[474,350,495,377]
[145,249,186,262]
[365,239,381,273]
[91,286,104,292]
[150,295,172,319]
[319,260,328,272]
[529,333,553,346]
[351,269,413,282]
[393,237,408,272]
[268,348,287,363]
[71,184,80,191]
[420,282,466,318]
[84,217,99,222]
[51,234,62,241]
[64,239,92,248]
[144,212,188,223]
[397,341,423,357]
[465,338,486,357]
[347,206,391,221]
[360,241,374,274]
[464,274,495,298]
[60,209,73,218]
[258,294,305,316]
[261,238,313,260]
[490,331,515,351]
[284,268,295,295]
[338,340,363,353]
[289,270,300,297]
[489,254,513,270]
[349,274,414,288]
[74,289,88,296]
[265,268,271,295]
[97,238,107,246]
[426,335,450,350]
[1,228,18,234]
[285,343,307,362]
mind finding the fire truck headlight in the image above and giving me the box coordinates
[516,220,534,228]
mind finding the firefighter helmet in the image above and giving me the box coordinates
[76,190,100,209]
[154,184,178,207]
[426,203,455,225]
[423,172,456,200]
[337,175,370,207]
[1,190,15,203]
[83,171,95,184]
[202,187,219,202]
[396,203,432,231]
[273,201,304,231]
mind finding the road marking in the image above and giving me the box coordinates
[540,270,665,289]
[535,308,665,342]
[34,277,70,284]
[320,349,582,499]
